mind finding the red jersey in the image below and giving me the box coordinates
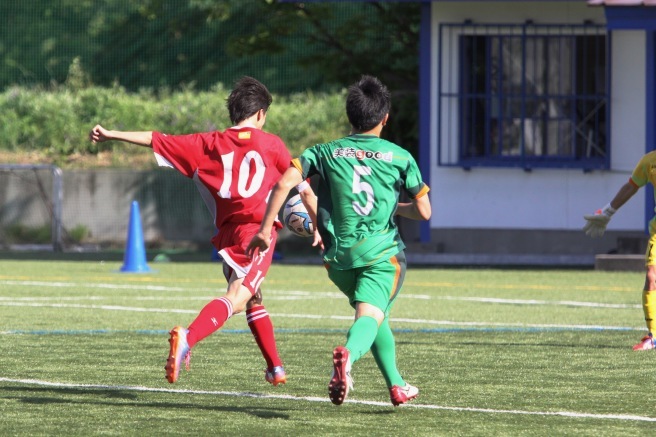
[152,127,290,231]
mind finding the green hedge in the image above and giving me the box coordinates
[0,84,350,168]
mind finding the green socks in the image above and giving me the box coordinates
[344,316,405,388]
[370,318,404,387]
[345,316,379,363]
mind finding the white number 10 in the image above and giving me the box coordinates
[217,151,266,199]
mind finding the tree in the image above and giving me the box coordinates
[0,0,140,87]
[1,0,421,154]
[224,1,421,150]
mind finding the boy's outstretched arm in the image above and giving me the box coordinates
[583,180,639,238]
[89,124,153,148]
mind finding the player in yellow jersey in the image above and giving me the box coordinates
[583,150,656,351]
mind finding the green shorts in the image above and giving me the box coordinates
[325,251,406,317]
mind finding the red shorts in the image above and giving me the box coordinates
[213,222,278,295]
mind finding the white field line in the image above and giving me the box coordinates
[0,280,206,292]
[0,301,199,314]
[434,296,640,309]
[0,301,642,332]
[0,279,643,331]
[0,294,642,309]
[1,377,654,423]
[0,279,639,308]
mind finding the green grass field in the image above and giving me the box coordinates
[1,260,655,436]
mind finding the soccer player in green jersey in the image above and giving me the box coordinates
[247,75,431,406]
[584,150,656,351]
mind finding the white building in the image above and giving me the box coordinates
[410,0,656,265]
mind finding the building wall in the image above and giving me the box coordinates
[423,1,650,255]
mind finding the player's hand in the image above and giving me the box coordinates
[583,204,616,238]
[246,231,271,258]
[89,124,110,143]
[311,229,324,251]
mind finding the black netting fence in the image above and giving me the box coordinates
[0,1,420,254]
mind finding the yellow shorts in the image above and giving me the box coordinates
[646,232,656,266]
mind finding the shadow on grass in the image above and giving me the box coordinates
[1,386,291,419]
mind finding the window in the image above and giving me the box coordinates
[438,23,608,170]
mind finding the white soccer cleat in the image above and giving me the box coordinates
[632,334,655,351]
[389,383,419,406]
[265,365,287,386]
[328,346,353,405]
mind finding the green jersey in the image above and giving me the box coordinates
[293,134,429,269]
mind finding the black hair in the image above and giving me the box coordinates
[226,76,273,124]
[345,75,391,132]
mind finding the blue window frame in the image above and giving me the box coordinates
[438,22,608,170]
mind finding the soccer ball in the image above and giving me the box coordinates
[283,194,314,237]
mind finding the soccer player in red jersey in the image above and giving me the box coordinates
[89,76,316,385]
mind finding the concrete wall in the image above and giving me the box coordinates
[0,168,314,250]
[61,169,214,244]
[0,168,214,247]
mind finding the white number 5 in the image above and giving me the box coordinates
[352,165,374,216]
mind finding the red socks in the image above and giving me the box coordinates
[186,297,232,348]
[246,305,282,369]
[185,299,281,370]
